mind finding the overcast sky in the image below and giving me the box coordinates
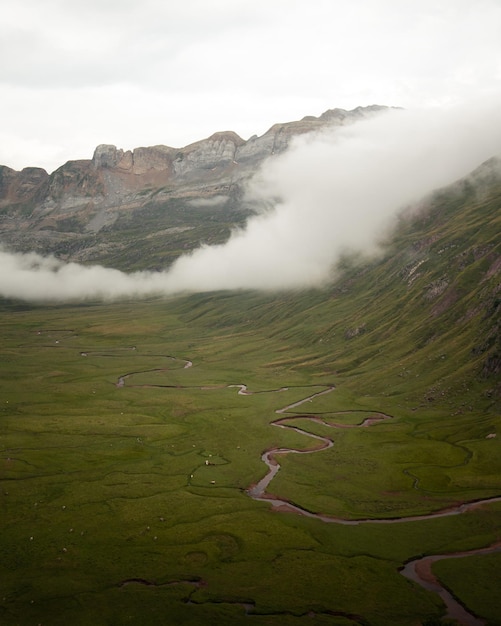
[1,0,500,173]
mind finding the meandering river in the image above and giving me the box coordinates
[401,543,501,626]
[115,358,501,626]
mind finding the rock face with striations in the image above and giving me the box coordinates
[1,106,387,211]
[0,166,49,206]
[0,105,388,265]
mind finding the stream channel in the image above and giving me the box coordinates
[117,362,501,625]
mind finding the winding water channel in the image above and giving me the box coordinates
[245,388,501,625]
[115,359,501,625]
[401,543,501,626]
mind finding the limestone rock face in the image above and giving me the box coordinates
[131,146,176,175]
[235,132,275,164]
[17,167,49,194]
[0,105,389,257]
[86,106,389,182]
[92,145,125,169]
[173,132,245,176]
[0,166,19,204]
[93,144,178,175]
[116,150,134,171]
[234,106,389,164]
[0,165,49,206]
[48,160,103,200]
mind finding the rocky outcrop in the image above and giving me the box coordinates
[173,131,245,176]
[1,105,387,213]
[48,160,103,200]
[234,105,389,165]
[0,105,389,259]
[92,144,178,175]
[86,106,388,183]
[130,145,176,175]
[0,165,49,207]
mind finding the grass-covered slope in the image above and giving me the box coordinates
[176,157,501,413]
[0,161,500,625]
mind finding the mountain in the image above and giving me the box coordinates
[0,106,387,269]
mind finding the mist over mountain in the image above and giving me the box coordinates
[0,105,387,269]
[0,100,500,305]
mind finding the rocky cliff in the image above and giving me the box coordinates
[0,105,387,268]
[1,105,387,207]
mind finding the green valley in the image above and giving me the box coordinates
[1,158,500,625]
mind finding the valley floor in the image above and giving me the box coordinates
[1,299,500,626]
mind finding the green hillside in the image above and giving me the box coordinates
[174,157,501,413]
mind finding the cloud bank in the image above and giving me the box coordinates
[1,101,501,303]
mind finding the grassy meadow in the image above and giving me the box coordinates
[1,293,500,626]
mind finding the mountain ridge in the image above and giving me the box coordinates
[0,105,388,267]
[0,105,388,180]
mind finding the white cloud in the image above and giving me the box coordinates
[1,100,500,302]
[164,100,501,292]
[187,195,229,208]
